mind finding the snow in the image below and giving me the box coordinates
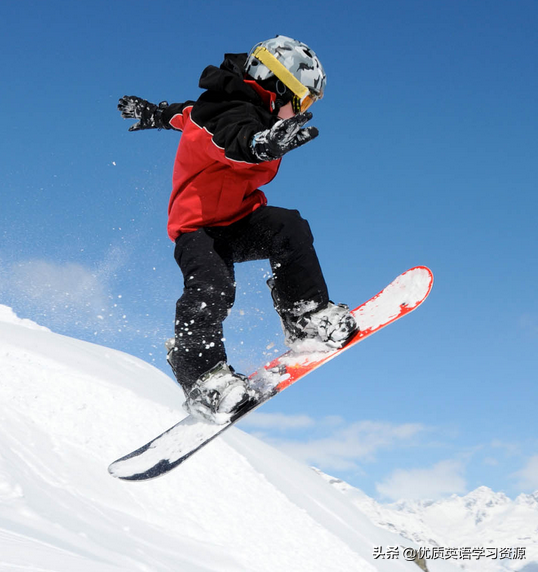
[315,469,538,572]
[355,266,433,332]
[0,304,461,572]
[0,304,50,331]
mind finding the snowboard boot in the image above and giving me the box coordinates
[267,278,358,351]
[183,361,256,424]
[166,338,255,424]
[286,302,358,349]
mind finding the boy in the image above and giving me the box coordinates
[118,35,357,424]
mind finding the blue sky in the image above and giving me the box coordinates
[1,0,537,501]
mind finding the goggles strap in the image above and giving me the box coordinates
[252,46,310,102]
[291,96,302,114]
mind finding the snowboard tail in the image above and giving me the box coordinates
[109,266,433,481]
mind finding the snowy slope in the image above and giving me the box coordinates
[0,305,461,572]
[315,470,538,572]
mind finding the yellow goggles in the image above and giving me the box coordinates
[252,46,320,113]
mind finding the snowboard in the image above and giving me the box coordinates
[109,266,433,481]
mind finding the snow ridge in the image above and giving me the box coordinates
[0,306,460,572]
[314,469,538,572]
[0,304,50,331]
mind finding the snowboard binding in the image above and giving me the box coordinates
[184,361,257,424]
[166,339,257,425]
[267,278,358,350]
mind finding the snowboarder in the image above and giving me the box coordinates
[118,35,358,424]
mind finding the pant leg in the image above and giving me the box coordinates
[171,206,329,387]
[225,206,330,316]
[172,229,236,388]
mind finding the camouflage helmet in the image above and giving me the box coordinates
[246,35,326,101]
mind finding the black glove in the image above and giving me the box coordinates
[250,112,319,162]
[118,95,169,131]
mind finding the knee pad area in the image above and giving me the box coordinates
[273,211,314,254]
[176,283,235,328]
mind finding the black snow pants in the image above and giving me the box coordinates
[172,205,329,388]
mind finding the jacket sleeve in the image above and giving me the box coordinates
[193,94,280,165]
[210,111,264,164]
[160,102,196,131]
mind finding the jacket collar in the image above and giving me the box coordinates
[243,79,277,112]
[199,53,277,112]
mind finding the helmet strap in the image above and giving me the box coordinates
[256,77,293,113]
[275,79,287,96]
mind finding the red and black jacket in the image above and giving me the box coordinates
[161,53,282,241]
